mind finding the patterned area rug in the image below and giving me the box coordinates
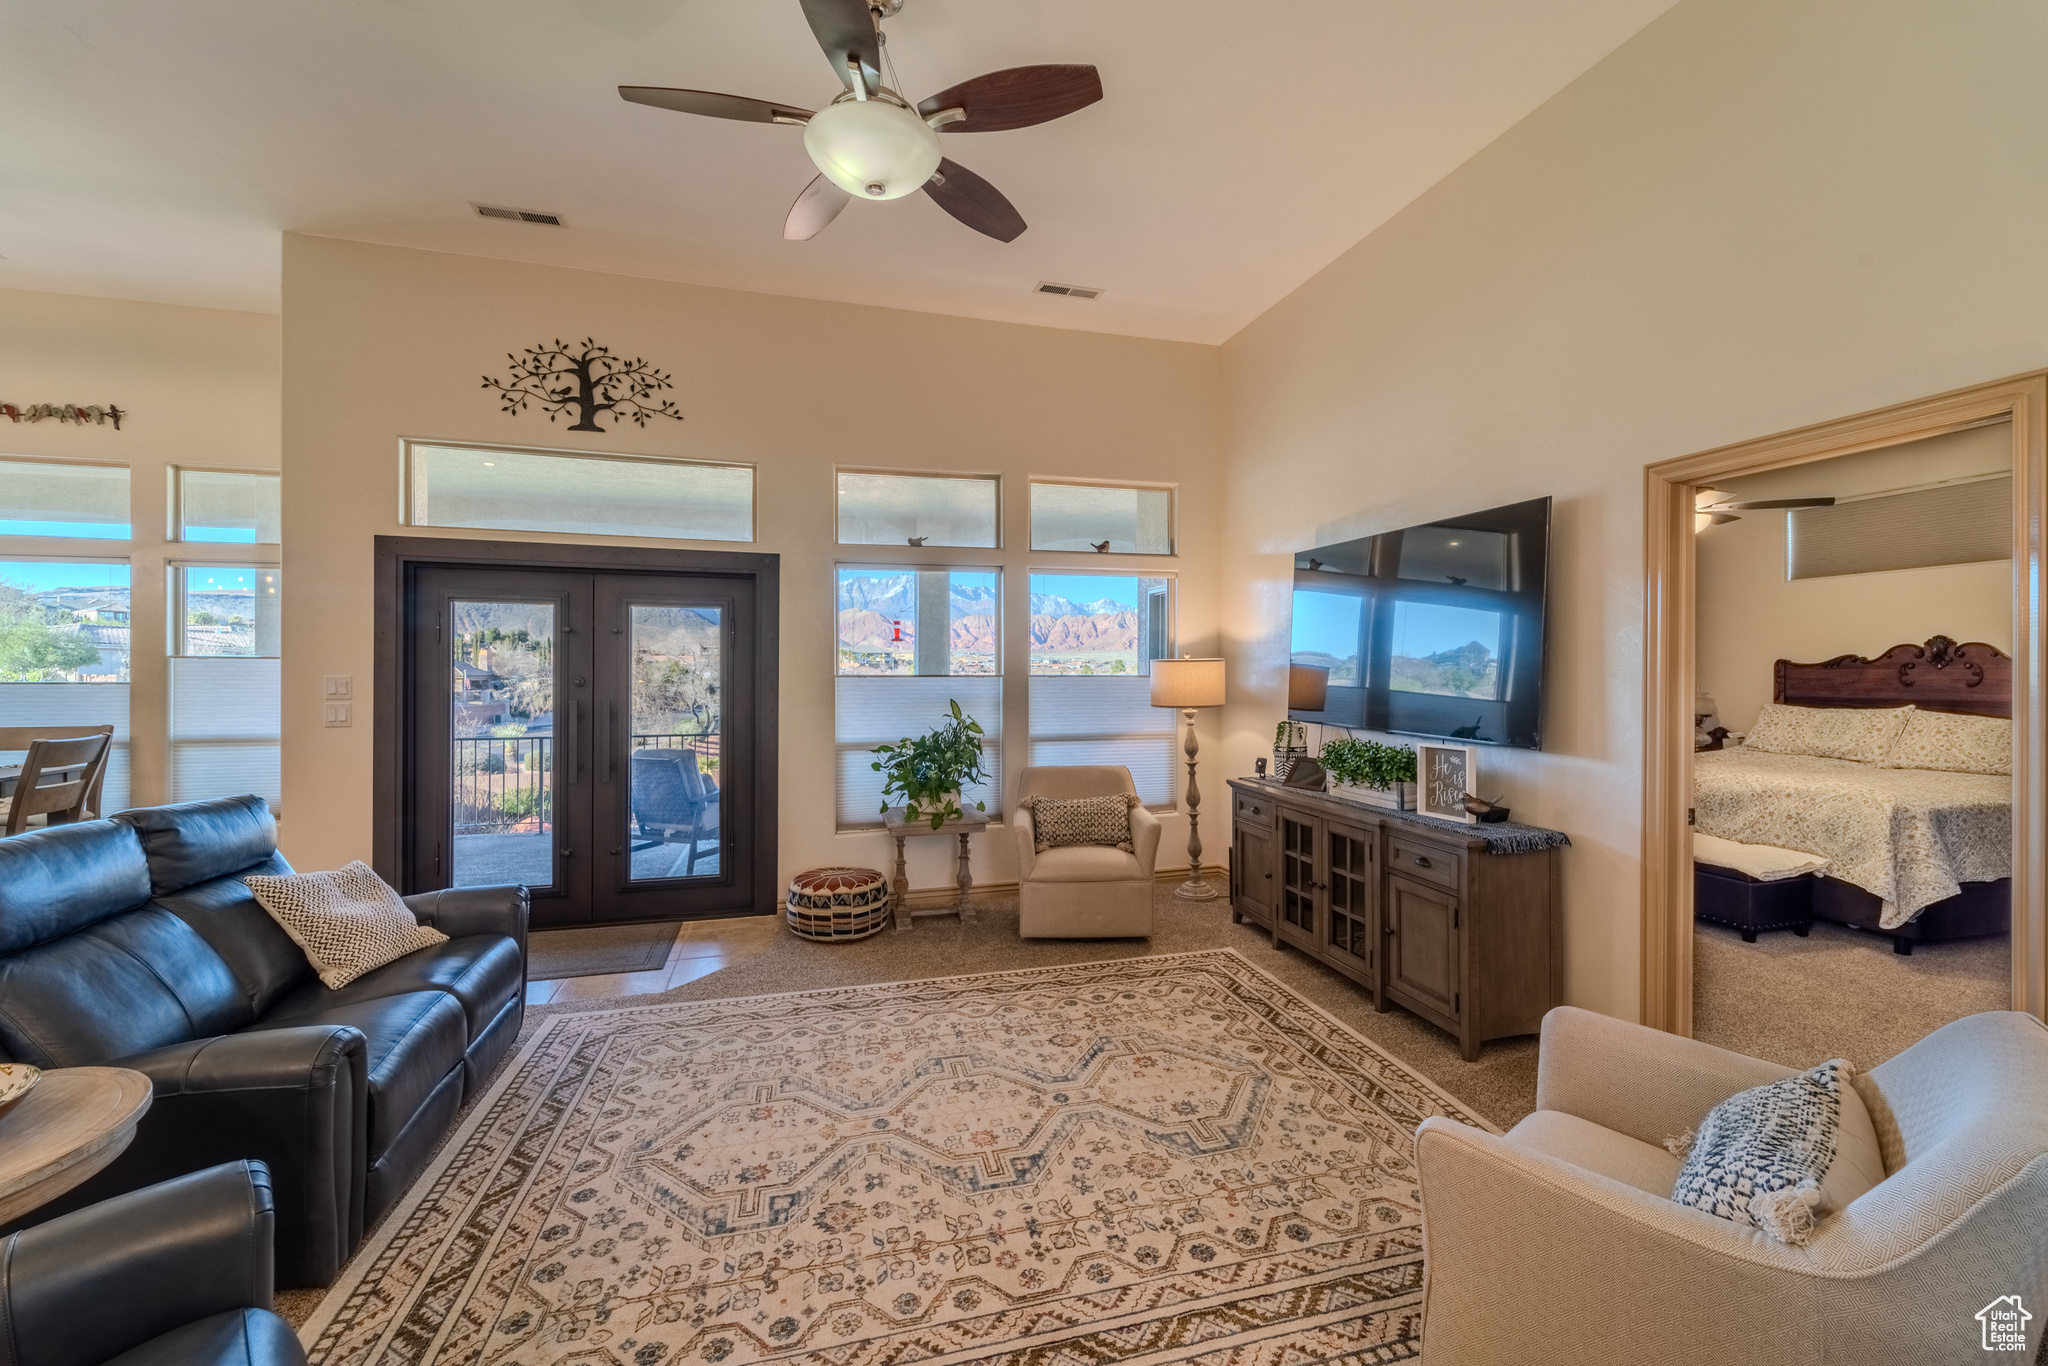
[300,950,1492,1366]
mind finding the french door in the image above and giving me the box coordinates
[403,563,763,927]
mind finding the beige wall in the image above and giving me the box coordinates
[280,235,1224,887]
[1697,424,2014,734]
[0,286,280,808]
[1214,0,2048,1020]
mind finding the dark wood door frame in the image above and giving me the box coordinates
[372,535,780,917]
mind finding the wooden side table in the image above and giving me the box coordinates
[0,1067,152,1224]
[883,806,989,931]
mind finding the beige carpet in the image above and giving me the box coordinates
[1693,920,2012,1069]
[300,950,1492,1365]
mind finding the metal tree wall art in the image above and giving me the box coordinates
[482,338,684,432]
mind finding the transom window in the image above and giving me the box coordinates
[0,459,130,540]
[1029,480,1173,555]
[837,471,999,548]
[405,441,754,542]
[177,469,280,544]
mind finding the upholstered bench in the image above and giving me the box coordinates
[1692,833,1821,943]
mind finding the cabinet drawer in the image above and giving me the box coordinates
[1388,836,1459,891]
[1234,790,1277,828]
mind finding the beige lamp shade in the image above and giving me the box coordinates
[1150,657,1226,709]
[1288,663,1330,711]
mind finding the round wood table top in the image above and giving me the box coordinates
[0,1066,152,1225]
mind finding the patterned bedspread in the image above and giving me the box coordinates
[1693,748,2009,928]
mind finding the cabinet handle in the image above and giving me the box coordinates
[1413,855,1432,868]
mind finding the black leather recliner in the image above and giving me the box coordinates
[0,794,528,1286]
[1,1160,304,1366]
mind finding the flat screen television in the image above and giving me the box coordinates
[1288,496,1551,749]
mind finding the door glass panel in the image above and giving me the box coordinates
[1281,816,1315,932]
[626,604,723,881]
[1327,829,1370,960]
[449,602,556,889]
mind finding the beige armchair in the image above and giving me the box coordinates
[1012,766,1161,938]
[1417,1007,2048,1366]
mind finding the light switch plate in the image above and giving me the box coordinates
[323,675,353,700]
[324,702,352,728]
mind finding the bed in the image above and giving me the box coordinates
[1693,636,2011,953]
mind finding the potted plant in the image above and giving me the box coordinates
[1320,736,1417,810]
[872,699,990,830]
[1274,719,1310,780]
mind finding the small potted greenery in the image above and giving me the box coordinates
[872,699,990,830]
[1274,719,1310,780]
[1319,736,1417,810]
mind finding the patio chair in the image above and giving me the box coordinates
[630,747,720,875]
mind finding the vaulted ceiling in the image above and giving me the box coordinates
[0,1,1677,342]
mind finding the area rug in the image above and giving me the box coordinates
[300,949,1492,1366]
[529,921,682,980]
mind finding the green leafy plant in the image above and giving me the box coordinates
[1319,736,1416,790]
[872,699,990,830]
[1275,719,1308,751]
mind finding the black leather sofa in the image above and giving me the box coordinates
[0,794,527,1286]
[2,1161,304,1366]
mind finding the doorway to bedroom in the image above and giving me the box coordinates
[1687,425,2014,1065]
[1641,372,2047,1050]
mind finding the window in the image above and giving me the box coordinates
[1027,572,1177,804]
[0,559,131,811]
[405,441,754,542]
[837,471,998,548]
[1029,480,1173,554]
[178,469,280,543]
[169,566,281,808]
[834,567,1000,827]
[0,459,129,539]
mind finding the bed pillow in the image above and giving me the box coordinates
[1743,703,1912,764]
[1668,1058,1879,1245]
[1878,708,2012,775]
[1022,794,1139,853]
[244,860,447,989]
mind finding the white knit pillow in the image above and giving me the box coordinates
[244,861,447,989]
[1668,1058,1857,1245]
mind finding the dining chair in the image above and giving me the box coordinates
[0,724,115,821]
[1,732,114,836]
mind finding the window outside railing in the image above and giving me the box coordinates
[450,732,719,835]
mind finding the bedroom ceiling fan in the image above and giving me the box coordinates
[1694,488,1835,530]
[619,0,1103,243]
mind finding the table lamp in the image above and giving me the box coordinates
[1150,656,1227,901]
[1288,663,1330,712]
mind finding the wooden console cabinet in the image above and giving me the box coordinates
[1228,778,1562,1059]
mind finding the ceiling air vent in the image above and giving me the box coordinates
[1037,281,1101,299]
[474,204,566,227]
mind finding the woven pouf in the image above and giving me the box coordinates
[786,866,892,942]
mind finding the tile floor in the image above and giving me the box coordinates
[521,914,782,1005]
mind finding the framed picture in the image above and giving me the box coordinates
[1416,742,1478,823]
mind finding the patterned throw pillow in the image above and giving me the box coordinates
[1668,1058,1855,1245]
[1743,703,1911,764]
[244,861,447,989]
[1024,794,1139,853]
[1879,708,2012,775]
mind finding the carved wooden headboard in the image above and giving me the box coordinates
[1773,635,2012,718]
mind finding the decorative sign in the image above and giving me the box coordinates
[2,403,125,429]
[1416,742,1479,824]
[483,337,683,433]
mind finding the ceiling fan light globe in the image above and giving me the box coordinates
[803,98,941,201]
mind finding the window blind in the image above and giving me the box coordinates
[1027,675,1175,806]
[169,656,281,809]
[835,675,1000,828]
[0,683,129,814]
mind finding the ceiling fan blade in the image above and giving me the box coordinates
[785,174,852,240]
[619,86,811,124]
[917,65,1103,132]
[923,159,1026,241]
[798,0,882,91]
[1718,497,1837,510]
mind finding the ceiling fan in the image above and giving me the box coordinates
[619,0,1102,243]
[1693,488,1835,530]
